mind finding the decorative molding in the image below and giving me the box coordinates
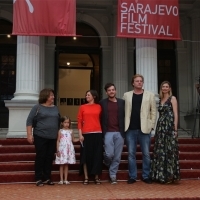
[77,13,109,47]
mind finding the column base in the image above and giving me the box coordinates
[4,100,37,138]
[13,92,39,100]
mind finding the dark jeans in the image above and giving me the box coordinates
[34,134,56,181]
[125,129,151,180]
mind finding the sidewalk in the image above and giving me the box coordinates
[0,180,200,200]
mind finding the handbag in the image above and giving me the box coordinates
[32,105,40,128]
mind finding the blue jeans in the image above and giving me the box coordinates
[125,129,151,180]
[104,132,124,179]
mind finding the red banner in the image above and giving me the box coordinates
[117,0,181,40]
[12,0,76,36]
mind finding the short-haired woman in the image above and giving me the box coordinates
[26,88,60,186]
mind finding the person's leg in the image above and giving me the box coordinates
[109,132,124,180]
[125,129,138,181]
[83,164,89,184]
[138,131,151,180]
[34,135,48,182]
[59,165,64,181]
[93,133,103,184]
[43,138,56,182]
[104,132,115,167]
[64,164,68,181]
[63,164,70,184]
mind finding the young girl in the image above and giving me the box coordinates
[55,116,79,184]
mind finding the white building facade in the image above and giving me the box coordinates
[0,0,199,138]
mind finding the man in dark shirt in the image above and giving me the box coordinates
[123,74,157,184]
[99,83,125,184]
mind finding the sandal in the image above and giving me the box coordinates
[64,181,71,185]
[58,181,63,185]
[83,179,89,185]
[36,180,44,187]
[43,179,54,185]
[94,179,101,185]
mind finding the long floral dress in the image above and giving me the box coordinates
[55,129,76,164]
[150,96,180,183]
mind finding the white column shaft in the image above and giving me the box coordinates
[136,39,158,94]
[14,36,40,100]
[191,13,200,107]
[39,36,45,90]
[113,38,128,98]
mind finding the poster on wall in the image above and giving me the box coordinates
[117,0,181,40]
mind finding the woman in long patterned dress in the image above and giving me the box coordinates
[150,81,180,183]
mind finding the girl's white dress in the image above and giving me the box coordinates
[55,129,76,164]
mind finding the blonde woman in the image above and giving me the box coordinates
[150,81,180,183]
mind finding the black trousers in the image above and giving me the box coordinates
[34,135,56,181]
[80,133,103,176]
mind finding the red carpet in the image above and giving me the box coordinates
[0,138,200,183]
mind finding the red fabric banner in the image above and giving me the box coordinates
[117,0,181,40]
[12,0,76,36]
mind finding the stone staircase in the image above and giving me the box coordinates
[1,137,200,183]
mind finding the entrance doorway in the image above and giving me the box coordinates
[55,22,101,120]
[56,51,100,120]
[157,40,177,97]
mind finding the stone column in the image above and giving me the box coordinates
[188,10,200,135]
[177,16,192,132]
[113,11,128,98]
[136,39,158,95]
[127,39,135,91]
[190,11,200,108]
[101,46,112,98]
[14,36,40,100]
[5,36,43,138]
[39,36,45,90]
[45,37,56,89]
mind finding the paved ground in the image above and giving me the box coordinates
[0,180,200,200]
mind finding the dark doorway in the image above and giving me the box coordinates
[55,22,101,120]
[157,40,177,97]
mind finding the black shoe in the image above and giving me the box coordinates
[127,178,136,184]
[142,178,152,184]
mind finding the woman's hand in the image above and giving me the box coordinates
[27,134,34,144]
[174,131,178,138]
[57,151,60,157]
[26,126,34,144]
[79,134,84,142]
